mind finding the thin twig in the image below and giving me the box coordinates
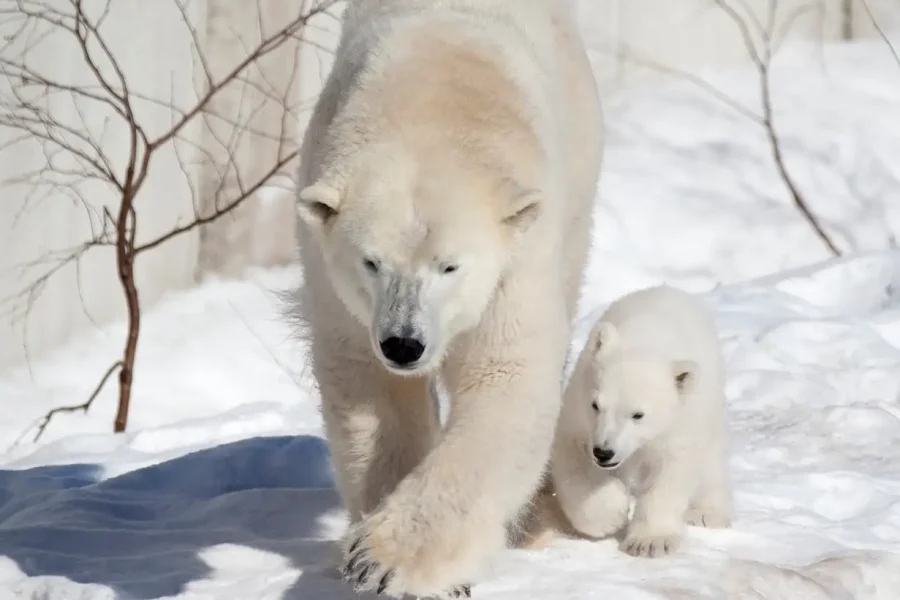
[134,149,299,255]
[147,1,335,151]
[4,0,329,438]
[759,58,841,255]
[599,40,763,124]
[715,0,842,256]
[31,361,123,442]
[860,0,900,70]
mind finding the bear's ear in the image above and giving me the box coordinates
[672,360,697,395]
[502,187,542,233]
[589,321,619,360]
[297,182,342,228]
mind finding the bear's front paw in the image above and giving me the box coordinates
[340,505,481,599]
[620,525,682,558]
[588,479,631,538]
[564,476,631,539]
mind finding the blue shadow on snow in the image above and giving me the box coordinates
[0,435,350,599]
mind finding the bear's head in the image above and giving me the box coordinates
[577,321,697,470]
[296,146,541,376]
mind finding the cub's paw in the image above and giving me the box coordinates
[620,526,682,558]
[566,477,631,539]
[685,506,732,529]
[587,481,631,538]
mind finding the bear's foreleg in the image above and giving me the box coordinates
[621,455,697,558]
[341,301,568,598]
[314,347,438,525]
[551,438,631,539]
[685,443,733,529]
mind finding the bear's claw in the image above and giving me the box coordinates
[685,507,731,529]
[620,531,682,558]
[450,584,472,598]
[376,571,393,595]
[341,538,387,589]
[341,533,471,598]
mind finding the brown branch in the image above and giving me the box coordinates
[772,1,825,54]
[598,40,763,124]
[3,0,331,439]
[715,0,842,256]
[113,201,139,433]
[71,0,134,125]
[758,58,840,255]
[860,0,900,71]
[31,361,123,442]
[147,0,335,151]
[134,148,299,255]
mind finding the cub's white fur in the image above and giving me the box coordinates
[289,0,603,596]
[550,285,733,558]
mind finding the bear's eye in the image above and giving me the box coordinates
[440,264,459,274]
[363,258,379,273]
[632,412,644,421]
[591,401,599,412]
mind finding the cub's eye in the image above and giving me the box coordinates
[441,264,459,274]
[591,402,599,412]
[363,258,379,273]
[632,412,644,421]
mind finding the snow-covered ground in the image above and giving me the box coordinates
[2,39,900,599]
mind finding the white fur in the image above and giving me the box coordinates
[551,285,733,558]
[288,0,603,596]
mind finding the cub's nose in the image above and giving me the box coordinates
[379,336,426,366]
[592,446,616,466]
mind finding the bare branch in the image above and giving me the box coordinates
[860,0,900,71]
[758,66,841,255]
[135,149,299,255]
[173,0,213,89]
[3,0,332,437]
[148,0,336,151]
[716,0,842,256]
[773,1,825,54]
[30,361,123,442]
[71,0,134,124]
[715,0,765,67]
[597,40,763,124]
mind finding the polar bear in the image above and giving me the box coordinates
[550,285,733,558]
[288,0,603,597]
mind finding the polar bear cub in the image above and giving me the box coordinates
[551,284,733,558]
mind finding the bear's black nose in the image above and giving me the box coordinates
[380,336,426,366]
[592,447,616,465]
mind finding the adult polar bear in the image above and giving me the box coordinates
[291,0,603,597]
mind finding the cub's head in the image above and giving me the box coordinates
[296,151,540,376]
[577,321,697,470]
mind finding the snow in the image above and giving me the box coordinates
[2,38,900,599]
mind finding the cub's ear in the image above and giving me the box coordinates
[297,182,341,228]
[502,186,542,233]
[588,321,619,360]
[672,360,697,395]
